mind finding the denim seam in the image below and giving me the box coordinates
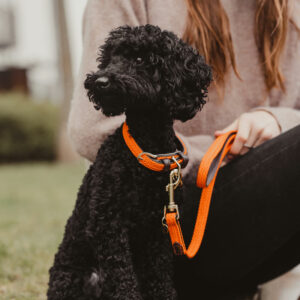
[214,140,300,193]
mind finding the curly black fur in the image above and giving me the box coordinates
[47,24,212,299]
[84,24,211,122]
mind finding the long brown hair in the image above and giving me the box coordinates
[183,0,294,94]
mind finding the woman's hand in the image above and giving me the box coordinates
[215,111,281,158]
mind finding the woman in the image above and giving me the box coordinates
[68,0,300,299]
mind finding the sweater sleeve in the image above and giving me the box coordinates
[251,105,300,134]
[67,0,147,162]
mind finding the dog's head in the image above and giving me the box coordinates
[84,24,212,122]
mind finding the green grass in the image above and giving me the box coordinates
[0,162,85,299]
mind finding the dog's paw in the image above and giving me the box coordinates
[83,270,106,298]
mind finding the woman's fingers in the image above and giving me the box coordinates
[238,118,263,154]
[214,111,281,159]
[229,114,251,155]
[253,124,277,147]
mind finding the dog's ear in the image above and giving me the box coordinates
[163,46,212,122]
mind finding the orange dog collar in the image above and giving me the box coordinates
[122,122,189,172]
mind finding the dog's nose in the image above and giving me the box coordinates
[96,76,110,88]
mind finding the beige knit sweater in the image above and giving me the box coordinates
[68,0,300,171]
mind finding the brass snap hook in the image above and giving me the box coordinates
[163,156,183,226]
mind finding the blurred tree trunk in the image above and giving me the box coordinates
[53,0,79,162]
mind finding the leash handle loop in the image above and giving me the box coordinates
[165,130,237,258]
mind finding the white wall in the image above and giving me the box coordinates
[12,0,56,65]
[0,0,87,100]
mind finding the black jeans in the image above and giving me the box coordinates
[175,124,300,299]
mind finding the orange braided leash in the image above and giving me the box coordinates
[122,121,236,259]
[165,130,236,258]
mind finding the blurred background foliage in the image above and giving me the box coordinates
[0,0,87,299]
[0,162,84,299]
[0,93,58,162]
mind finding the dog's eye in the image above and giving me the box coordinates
[136,57,143,65]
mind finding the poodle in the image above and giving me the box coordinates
[47,24,212,300]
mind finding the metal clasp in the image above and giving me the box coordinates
[162,157,183,229]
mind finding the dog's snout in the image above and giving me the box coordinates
[96,76,110,88]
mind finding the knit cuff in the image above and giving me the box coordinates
[250,106,300,134]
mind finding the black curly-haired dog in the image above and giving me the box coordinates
[47,24,212,299]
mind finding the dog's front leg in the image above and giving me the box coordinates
[92,217,143,300]
[139,237,178,300]
[47,221,101,300]
[47,168,101,300]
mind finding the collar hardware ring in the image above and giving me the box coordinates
[137,152,158,161]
